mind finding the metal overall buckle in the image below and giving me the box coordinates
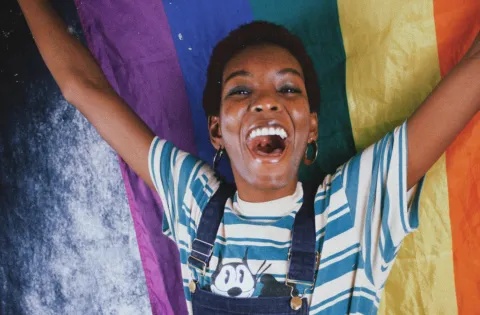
[285,250,320,310]
[187,238,214,293]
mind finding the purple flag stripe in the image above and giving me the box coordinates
[74,1,195,314]
[161,0,253,182]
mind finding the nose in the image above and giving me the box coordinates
[227,287,242,297]
[250,91,284,113]
[250,102,281,113]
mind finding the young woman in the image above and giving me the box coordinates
[18,0,480,314]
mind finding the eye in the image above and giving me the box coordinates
[227,86,251,96]
[239,270,244,283]
[279,86,302,94]
[225,270,230,284]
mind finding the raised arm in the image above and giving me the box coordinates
[407,31,480,189]
[18,0,155,189]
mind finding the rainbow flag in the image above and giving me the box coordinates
[74,0,480,314]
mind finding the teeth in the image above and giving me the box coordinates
[248,126,288,140]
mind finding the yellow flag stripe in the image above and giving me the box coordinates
[336,1,457,314]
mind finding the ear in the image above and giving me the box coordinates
[308,112,319,141]
[208,116,223,150]
[243,247,249,263]
[217,251,223,268]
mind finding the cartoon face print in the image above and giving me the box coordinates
[210,248,271,298]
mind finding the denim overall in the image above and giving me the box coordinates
[187,182,318,315]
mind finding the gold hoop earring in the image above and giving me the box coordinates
[303,140,318,166]
[213,146,225,170]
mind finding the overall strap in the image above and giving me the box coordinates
[286,181,318,289]
[187,182,235,275]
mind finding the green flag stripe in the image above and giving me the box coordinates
[249,0,356,180]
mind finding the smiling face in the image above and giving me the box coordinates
[209,44,318,202]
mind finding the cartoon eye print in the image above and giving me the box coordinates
[215,266,236,291]
[210,248,271,298]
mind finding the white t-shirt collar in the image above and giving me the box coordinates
[233,182,303,218]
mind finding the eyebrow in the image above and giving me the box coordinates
[223,67,304,85]
[278,68,304,79]
[223,70,251,85]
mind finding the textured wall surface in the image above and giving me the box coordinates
[0,1,150,314]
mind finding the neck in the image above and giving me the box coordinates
[233,173,298,203]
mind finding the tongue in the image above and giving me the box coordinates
[248,135,285,156]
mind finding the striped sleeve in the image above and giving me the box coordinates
[342,121,425,289]
[148,137,220,244]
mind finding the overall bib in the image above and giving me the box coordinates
[187,182,319,315]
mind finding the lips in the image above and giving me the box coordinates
[245,123,290,162]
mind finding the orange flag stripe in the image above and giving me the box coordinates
[434,0,480,313]
[338,0,459,313]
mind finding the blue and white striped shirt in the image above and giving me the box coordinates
[149,122,424,314]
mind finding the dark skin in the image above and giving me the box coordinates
[18,0,480,205]
[209,45,318,202]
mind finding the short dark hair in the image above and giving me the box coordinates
[202,21,320,117]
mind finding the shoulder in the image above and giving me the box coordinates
[313,165,355,227]
[314,165,347,202]
[148,136,222,223]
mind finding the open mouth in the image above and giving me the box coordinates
[246,126,288,158]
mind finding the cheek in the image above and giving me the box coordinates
[291,107,312,136]
[220,103,245,137]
